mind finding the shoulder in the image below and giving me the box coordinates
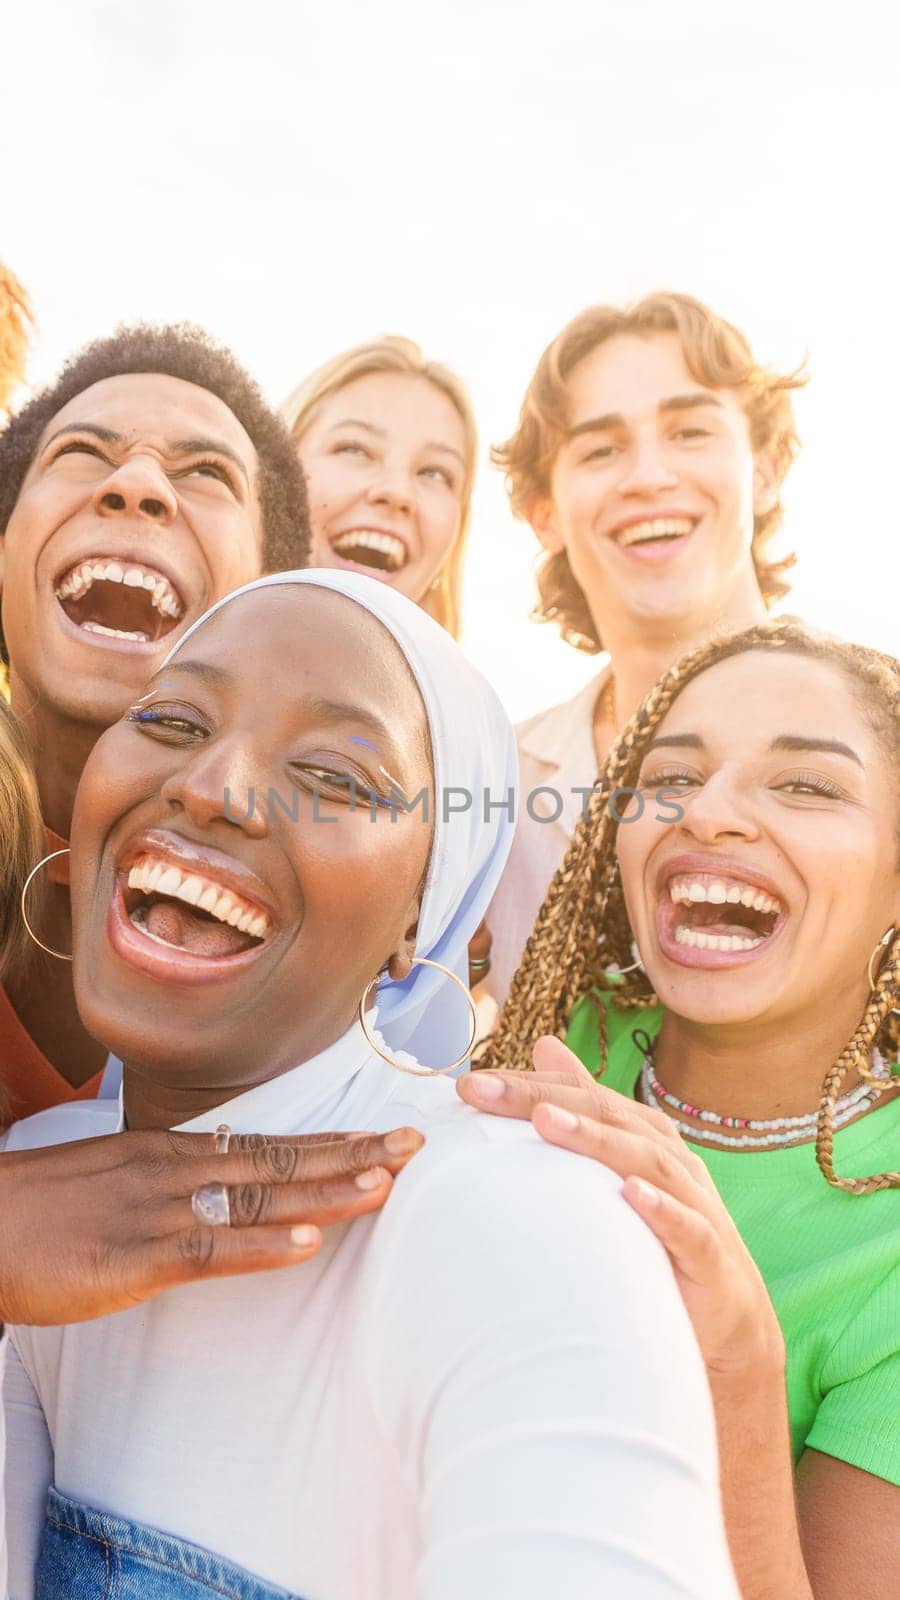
[367,1079,668,1291]
[2,1099,119,1153]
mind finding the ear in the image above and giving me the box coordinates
[752,452,780,519]
[385,898,422,983]
[527,494,566,556]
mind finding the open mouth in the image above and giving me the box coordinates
[612,516,698,551]
[329,529,407,575]
[54,558,185,644]
[659,872,786,961]
[122,854,271,959]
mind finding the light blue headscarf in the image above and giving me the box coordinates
[161,570,518,1069]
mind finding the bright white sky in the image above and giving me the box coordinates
[6,0,898,718]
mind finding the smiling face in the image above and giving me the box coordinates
[534,333,774,641]
[69,586,434,1096]
[616,651,900,1032]
[296,372,467,601]
[0,372,266,729]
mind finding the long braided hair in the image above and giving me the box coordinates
[483,622,900,1195]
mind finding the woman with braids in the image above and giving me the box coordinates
[460,623,899,1600]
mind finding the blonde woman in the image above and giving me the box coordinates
[283,336,477,638]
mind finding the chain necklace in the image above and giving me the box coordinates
[638,1050,891,1151]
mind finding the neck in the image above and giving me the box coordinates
[121,1009,362,1131]
[654,987,875,1121]
[598,570,767,725]
[10,683,104,839]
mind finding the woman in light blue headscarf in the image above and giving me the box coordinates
[3,572,738,1600]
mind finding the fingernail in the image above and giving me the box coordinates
[470,1074,505,1100]
[626,1178,658,1207]
[290,1226,319,1247]
[541,1104,578,1132]
[356,1166,389,1190]
[384,1128,421,1157]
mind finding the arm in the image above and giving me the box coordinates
[3,1332,54,1600]
[367,1122,740,1600]
[796,1451,900,1597]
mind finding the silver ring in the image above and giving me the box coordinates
[214,1123,232,1154]
[191,1182,231,1227]
[469,957,491,973]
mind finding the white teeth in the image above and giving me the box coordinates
[81,621,150,641]
[668,877,781,915]
[331,530,406,570]
[675,926,763,951]
[54,559,184,619]
[617,517,695,547]
[125,857,271,940]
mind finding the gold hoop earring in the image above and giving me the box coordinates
[358,955,477,1076]
[867,927,897,991]
[20,850,73,962]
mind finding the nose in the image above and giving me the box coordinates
[675,769,760,847]
[365,466,415,516]
[159,736,268,839]
[616,433,679,498]
[91,455,178,524]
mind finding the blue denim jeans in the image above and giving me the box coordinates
[36,1488,305,1600]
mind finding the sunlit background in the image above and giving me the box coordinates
[6,0,897,718]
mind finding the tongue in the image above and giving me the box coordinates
[145,900,251,957]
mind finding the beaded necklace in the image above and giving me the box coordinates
[638,1049,891,1151]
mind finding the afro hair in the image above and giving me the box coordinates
[0,322,310,573]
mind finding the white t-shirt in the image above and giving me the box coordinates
[3,1026,737,1600]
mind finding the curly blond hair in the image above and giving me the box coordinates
[283,336,477,640]
[0,262,33,414]
[493,293,806,653]
[483,623,900,1195]
[0,698,42,987]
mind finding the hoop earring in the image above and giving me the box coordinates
[358,955,477,1076]
[20,850,73,962]
[607,943,644,977]
[867,926,900,1012]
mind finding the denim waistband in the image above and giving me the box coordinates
[38,1487,303,1600]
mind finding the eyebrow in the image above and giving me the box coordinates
[41,423,249,484]
[645,732,864,767]
[325,416,465,467]
[566,391,724,442]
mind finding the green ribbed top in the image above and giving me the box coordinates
[567,994,900,1485]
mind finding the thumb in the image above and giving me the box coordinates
[532,1034,594,1084]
